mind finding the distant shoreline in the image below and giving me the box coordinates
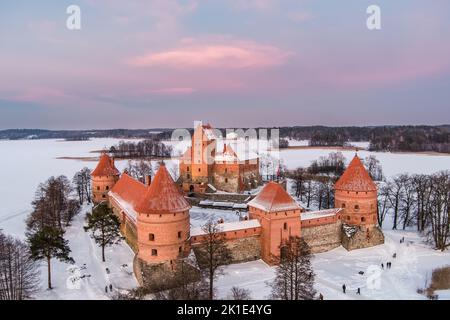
[281,145,450,156]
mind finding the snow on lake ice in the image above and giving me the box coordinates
[1,138,449,238]
[0,138,449,300]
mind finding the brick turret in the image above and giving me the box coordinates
[135,163,191,264]
[248,182,302,264]
[91,153,120,204]
[335,154,384,250]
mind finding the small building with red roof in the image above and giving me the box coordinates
[248,181,302,264]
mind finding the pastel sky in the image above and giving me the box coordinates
[1,0,450,129]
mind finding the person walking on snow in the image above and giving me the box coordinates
[357,288,361,295]
[342,284,346,294]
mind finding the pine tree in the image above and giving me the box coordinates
[84,203,122,262]
[27,226,74,289]
[270,236,316,300]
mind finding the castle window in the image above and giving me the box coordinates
[361,217,366,222]
[178,231,182,239]
[198,168,201,172]
[149,233,155,241]
[225,178,228,183]
[105,185,109,190]
[179,246,182,253]
[187,174,190,179]
[283,222,288,230]
[187,166,190,172]
[355,205,360,210]
[151,249,157,256]
[342,203,346,208]
[97,186,100,191]
[225,168,228,173]
[102,194,106,198]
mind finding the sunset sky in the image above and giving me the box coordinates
[1,0,449,129]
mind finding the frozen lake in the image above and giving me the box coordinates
[0,138,449,238]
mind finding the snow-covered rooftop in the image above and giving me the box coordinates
[191,219,261,237]
[109,192,138,223]
[301,208,341,221]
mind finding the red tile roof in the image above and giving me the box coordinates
[248,181,301,212]
[335,155,377,192]
[110,173,148,209]
[91,153,120,177]
[135,164,191,214]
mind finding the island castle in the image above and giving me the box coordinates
[91,144,384,285]
[178,121,261,193]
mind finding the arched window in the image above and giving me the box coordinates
[355,204,359,210]
[283,222,288,230]
[187,166,190,172]
[178,231,182,239]
[342,203,346,208]
[225,178,228,183]
[149,233,155,241]
[361,217,366,222]
[151,249,157,256]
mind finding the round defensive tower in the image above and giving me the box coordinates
[334,155,378,229]
[91,153,120,204]
[135,163,191,265]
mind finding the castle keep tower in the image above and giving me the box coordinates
[91,153,120,204]
[248,182,302,264]
[135,164,191,265]
[334,155,384,250]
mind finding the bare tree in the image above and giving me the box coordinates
[0,232,40,300]
[153,258,208,300]
[377,182,391,228]
[400,175,416,230]
[72,167,91,204]
[228,286,252,300]
[364,155,384,181]
[388,176,405,230]
[270,236,316,300]
[27,176,80,232]
[195,220,232,300]
[126,160,152,184]
[427,171,450,251]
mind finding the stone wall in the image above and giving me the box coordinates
[341,225,384,251]
[302,220,343,253]
[192,235,261,267]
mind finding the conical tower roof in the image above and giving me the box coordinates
[91,153,120,177]
[335,155,377,192]
[248,181,300,212]
[135,164,191,214]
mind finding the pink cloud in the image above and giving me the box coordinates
[128,40,292,69]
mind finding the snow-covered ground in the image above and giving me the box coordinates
[37,204,137,300]
[216,228,450,300]
[0,138,449,300]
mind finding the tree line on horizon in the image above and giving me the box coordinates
[1,125,448,153]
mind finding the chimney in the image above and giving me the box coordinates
[145,175,152,186]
